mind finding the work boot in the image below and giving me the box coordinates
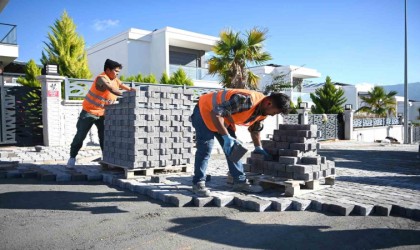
[192,181,211,197]
[66,157,76,169]
[232,180,264,193]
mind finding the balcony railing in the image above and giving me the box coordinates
[169,64,219,81]
[0,23,17,45]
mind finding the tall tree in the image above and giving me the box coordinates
[356,86,397,117]
[208,28,272,89]
[41,11,92,79]
[16,59,42,88]
[310,76,347,114]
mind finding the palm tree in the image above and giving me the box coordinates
[356,86,397,117]
[208,28,272,89]
[310,76,347,114]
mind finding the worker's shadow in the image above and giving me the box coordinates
[0,188,148,214]
[167,216,420,249]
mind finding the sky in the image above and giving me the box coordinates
[1,0,419,85]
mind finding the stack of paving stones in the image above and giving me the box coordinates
[244,124,336,182]
[102,85,194,175]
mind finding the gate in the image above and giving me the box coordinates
[0,78,43,146]
[283,114,344,140]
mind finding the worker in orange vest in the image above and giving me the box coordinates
[191,89,290,196]
[66,59,135,168]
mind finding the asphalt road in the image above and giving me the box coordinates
[1,178,419,250]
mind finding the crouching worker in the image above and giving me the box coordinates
[191,89,290,196]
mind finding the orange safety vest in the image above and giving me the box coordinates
[82,72,120,116]
[198,89,267,132]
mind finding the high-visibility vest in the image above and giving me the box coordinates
[82,72,120,116]
[198,89,267,132]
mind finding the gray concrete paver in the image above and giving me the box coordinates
[0,141,419,219]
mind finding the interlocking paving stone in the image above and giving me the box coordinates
[0,141,419,219]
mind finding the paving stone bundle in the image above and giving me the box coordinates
[244,124,336,182]
[102,85,194,170]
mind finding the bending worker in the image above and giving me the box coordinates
[191,89,290,196]
[66,59,135,168]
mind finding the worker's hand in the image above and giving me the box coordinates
[129,87,137,92]
[253,146,273,161]
[222,134,236,156]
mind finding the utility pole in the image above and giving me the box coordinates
[404,0,409,144]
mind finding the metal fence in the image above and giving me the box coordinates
[283,114,343,140]
[64,77,223,102]
[411,126,420,143]
[353,117,401,128]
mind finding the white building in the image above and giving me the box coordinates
[302,82,419,121]
[86,26,220,88]
[250,64,321,104]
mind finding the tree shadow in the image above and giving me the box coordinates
[167,216,420,249]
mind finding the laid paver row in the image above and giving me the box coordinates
[1,163,419,220]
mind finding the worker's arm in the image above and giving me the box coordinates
[210,111,229,136]
[248,121,264,147]
[211,93,252,155]
[250,131,262,147]
[211,93,253,135]
[248,121,272,160]
[117,78,136,92]
[95,76,123,96]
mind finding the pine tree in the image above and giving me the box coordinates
[41,11,92,79]
[168,69,194,86]
[16,59,42,88]
[310,76,347,114]
[160,72,170,84]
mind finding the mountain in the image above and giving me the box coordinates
[381,82,420,101]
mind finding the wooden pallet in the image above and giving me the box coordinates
[99,161,192,179]
[247,173,336,197]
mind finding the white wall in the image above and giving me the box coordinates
[353,125,404,142]
[149,31,168,79]
[126,40,150,76]
[235,114,283,143]
[341,85,358,110]
[87,39,129,78]
[62,103,99,147]
[409,102,420,122]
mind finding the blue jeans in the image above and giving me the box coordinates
[70,110,104,158]
[191,105,246,184]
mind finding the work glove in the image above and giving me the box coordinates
[253,146,273,161]
[222,134,236,156]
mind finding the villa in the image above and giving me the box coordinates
[86,26,220,88]
[86,26,322,91]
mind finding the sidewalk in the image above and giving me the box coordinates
[1,141,419,219]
